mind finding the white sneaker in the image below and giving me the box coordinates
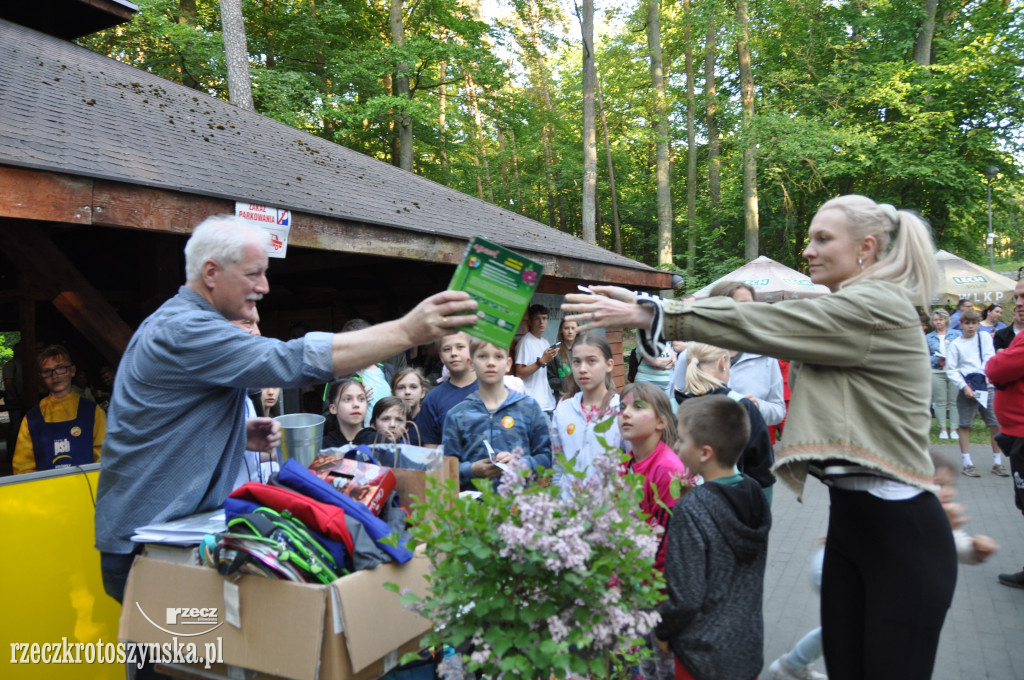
[763,656,828,680]
[951,430,959,439]
[938,430,949,440]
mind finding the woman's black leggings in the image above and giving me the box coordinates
[821,487,957,680]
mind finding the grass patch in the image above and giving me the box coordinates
[929,419,1000,447]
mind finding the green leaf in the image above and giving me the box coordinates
[398,592,422,607]
[520,607,540,624]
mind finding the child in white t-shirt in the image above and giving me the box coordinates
[514,304,558,413]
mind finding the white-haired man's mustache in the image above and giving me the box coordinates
[246,294,263,302]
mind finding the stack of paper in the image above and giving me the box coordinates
[131,509,226,545]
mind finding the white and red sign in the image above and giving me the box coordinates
[234,202,291,258]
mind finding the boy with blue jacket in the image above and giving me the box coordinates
[442,338,551,490]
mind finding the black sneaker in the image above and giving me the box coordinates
[998,571,1024,589]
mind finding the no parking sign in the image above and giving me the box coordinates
[234,201,291,258]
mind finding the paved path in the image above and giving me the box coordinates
[763,443,1024,679]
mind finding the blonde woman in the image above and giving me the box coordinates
[564,195,957,680]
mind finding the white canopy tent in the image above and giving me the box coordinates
[693,256,830,302]
[932,250,1018,307]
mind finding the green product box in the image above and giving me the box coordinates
[447,237,544,350]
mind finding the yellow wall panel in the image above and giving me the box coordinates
[1,466,121,679]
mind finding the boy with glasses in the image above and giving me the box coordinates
[12,345,106,474]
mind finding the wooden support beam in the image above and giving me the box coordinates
[92,180,228,234]
[90,179,671,288]
[17,272,40,408]
[0,221,133,365]
[0,166,93,224]
[0,167,670,289]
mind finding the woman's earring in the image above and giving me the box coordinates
[858,258,864,269]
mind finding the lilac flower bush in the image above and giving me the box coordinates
[395,429,665,680]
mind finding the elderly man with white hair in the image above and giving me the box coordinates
[95,215,476,603]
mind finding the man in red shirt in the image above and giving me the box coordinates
[986,277,1024,588]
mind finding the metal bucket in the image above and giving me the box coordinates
[274,413,325,467]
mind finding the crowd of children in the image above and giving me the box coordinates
[367,301,1004,680]
[369,311,768,680]
[311,310,770,679]
[228,298,996,680]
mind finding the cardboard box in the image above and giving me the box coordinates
[120,550,432,680]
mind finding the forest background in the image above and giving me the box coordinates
[82,0,1024,290]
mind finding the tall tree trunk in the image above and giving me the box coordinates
[177,0,200,90]
[647,0,673,267]
[437,28,449,172]
[542,129,557,227]
[497,127,511,206]
[597,78,622,254]
[581,0,597,243]
[391,0,413,171]
[466,75,494,203]
[913,0,939,66]
[705,9,721,237]
[556,175,568,233]
[525,0,567,231]
[220,0,253,110]
[309,1,333,141]
[736,0,759,260]
[438,64,448,170]
[262,0,275,69]
[684,0,697,272]
[510,127,525,214]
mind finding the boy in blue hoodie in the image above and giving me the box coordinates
[442,338,551,490]
[654,394,771,680]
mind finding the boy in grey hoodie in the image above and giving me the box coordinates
[654,394,771,680]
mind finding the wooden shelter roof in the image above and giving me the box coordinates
[0,19,668,289]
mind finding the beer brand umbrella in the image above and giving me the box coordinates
[932,250,1017,307]
[693,256,830,302]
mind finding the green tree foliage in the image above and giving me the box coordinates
[0,332,19,368]
[81,0,1023,281]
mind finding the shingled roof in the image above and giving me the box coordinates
[0,19,662,283]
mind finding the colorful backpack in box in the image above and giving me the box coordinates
[207,507,344,584]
